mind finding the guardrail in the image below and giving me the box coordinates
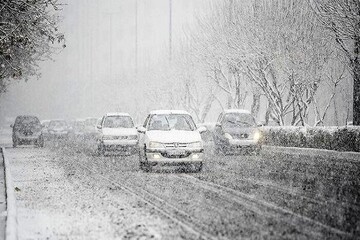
[1,147,17,240]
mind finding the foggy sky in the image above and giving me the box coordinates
[2,0,210,123]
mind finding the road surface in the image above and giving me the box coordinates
[0,129,358,239]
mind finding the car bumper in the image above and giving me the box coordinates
[145,149,204,165]
[228,139,258,146]
[15,135,41,142]
[222,139,260,153]
[100,140,139,154]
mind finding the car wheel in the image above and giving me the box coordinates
[195,162,203,172]
[139,146,151,172]
[13,138,18,148]
[97,144,104,156]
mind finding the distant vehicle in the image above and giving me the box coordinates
[96,113,138,155]
[47,119,70,139]
[213,109,261,154]
[84,117,98,139]
[137,110,206,172]
[69,119,86,139]
[41,120,51,139]
[11,115,44,147]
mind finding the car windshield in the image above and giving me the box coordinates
[103,116,134,128]
[222,113,256,128]
[15,116,40,129]
[148,114,196,131]
[49,120,67,128]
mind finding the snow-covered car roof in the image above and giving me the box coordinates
[223,109,251,114]
[150,110,190,115]
[105,112,130,117]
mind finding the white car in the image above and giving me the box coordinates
[96,113,138,155]
[137,110,206,172]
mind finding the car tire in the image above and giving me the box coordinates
[97,144,105,156]
[13,138,18,148]
[36,136,44,148]
[195,162,203,172]
[139,146,152,172]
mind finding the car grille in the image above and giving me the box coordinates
[163,142,188,148]
[161,152,191,158]
[233,133,249,139]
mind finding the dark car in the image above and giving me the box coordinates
[11,115,44,147]
[213,109,261,154]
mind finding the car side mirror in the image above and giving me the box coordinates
[96,124,102,129]
[215,122,221,127]
[137,126,146,133]
[197,126,207,134]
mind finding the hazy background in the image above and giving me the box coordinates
[1,0,211,123]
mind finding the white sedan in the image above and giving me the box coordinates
[137,110,206,172]
[96,113,138,155]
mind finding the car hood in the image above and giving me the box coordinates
[102,128,137,136]
[146,130,202,143]
[50,127,68,132]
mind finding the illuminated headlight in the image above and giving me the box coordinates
[253,131,261,142]
[188,141,202,148]
[192,154,200,159]
[102,135,117,140]
[224,133,233,140]
[127,135,138,140]
[149,141,164,148]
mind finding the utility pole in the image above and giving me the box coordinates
[135,0,138,74]
[169,0,172,62]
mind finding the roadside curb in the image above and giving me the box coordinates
[262,145,360,163]
[1,147,17,240]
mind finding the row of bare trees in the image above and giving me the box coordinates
[146,0,357,126]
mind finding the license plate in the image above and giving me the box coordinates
[167,150,186,156]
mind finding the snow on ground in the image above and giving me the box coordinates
[6,146,195,239]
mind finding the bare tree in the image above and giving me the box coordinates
[311,0,360,125]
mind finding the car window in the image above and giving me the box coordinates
[103,116,134,128]
[14,116,40,129]
[222,113,256,128]
[143,115,150,128]
[148,114,196,131]
[217,113,223,123]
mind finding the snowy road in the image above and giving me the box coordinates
[2,134,359,239]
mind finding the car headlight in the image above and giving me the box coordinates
[188,141,202,148]
[102,135,117,140]
[127,135,138,140]
[148,141,164,148]
[253,131,261,142]
[224,133,233,140]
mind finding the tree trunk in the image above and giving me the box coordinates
[353,34,360,125]
[251,93,260,118]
